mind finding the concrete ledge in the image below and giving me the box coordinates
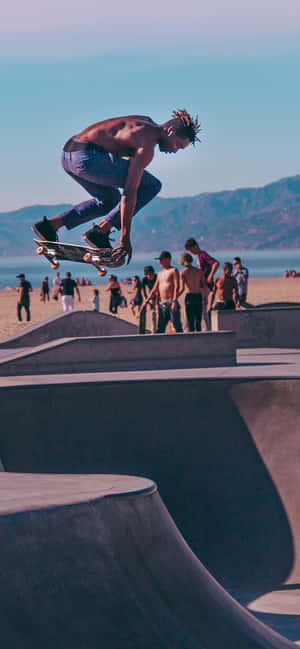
[0,331,236,375]
[0,310,137,349]
[211,307,300,348]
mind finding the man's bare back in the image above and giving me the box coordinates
[77,116,160,159]
[180,265,207,295]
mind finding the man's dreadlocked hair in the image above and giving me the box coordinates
[171,109,201,145]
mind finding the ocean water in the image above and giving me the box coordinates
[1,249,300,289]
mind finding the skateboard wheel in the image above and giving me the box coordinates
[98,268,107,277]
[84,252,92,262]
[37,246,45,255]
[51,262,60,270]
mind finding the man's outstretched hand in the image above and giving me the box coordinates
[112,236,132,264]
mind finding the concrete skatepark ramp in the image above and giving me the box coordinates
[0,370,299,645]
[0,310,137,349]
[0,473,295,649]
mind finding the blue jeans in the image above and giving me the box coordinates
[156,301,183,334]
[59,149,162,231]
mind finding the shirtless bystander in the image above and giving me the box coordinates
[208,262,240,311]
[178,253,208,331]
[143,251,183,333]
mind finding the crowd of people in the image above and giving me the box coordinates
[16,239,249,329]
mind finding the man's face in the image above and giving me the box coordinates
[160,257,171,269]
[233,260,241,271]
[159,133,190,154]
[146,272,155,281]
[186,244,199,256]
[224,267,232,277]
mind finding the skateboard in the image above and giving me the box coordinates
[138,304,147,334]
[34,240,125,276]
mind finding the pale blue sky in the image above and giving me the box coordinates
[1,0,300,211]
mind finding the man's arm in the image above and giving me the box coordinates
[207,260,220,285]
[208,279,217,310]
[178,270,186,297]
[233,279,240,307]
[75,286,81,302]
[118,147,154,262]
[18,286,24,303]
[199,270,209,306]
[171,268,180,311]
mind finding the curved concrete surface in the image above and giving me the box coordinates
[0,473,295,649]
[0,310,137,349]
[0,370,299,643]
[0,331,236,375]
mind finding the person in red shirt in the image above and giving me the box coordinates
[208,262,240,311]
[184,238,219,291]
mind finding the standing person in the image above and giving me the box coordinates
[40,276,50,302]
[91,288,100,312]
[55,271,81,312]
[184,238,219,290]
[105,275,121,315]
[52,272,61,300]
[232,256,249,306]
[32,110,201,264]
[53,271,61,290]
[143,251,183,333]
[17,273,32,322]
[130,276,143,318]
[185,237,219,329]
[178,253,208,332]
[142,265,157,334]
[208,262,240,311]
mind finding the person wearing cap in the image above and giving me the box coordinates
[184,238,219,291]
[32,110,201,265]
[178,252,208,332]
[143,251,183,333]
[142,265,157,333]
[16,273,32,322]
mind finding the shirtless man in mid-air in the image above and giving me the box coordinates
[143,251,183,333]
[32,110,201,263]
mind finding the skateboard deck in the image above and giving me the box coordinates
[138,305,147,334]
[34,239,125,276]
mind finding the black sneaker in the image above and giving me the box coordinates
[83,225,112,249]
[32,216,58,241]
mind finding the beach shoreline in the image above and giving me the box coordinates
[1,276,300,340]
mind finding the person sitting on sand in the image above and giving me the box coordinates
[32,110,201,264]
[178,252,208,331]
[208,262,240,311]
[143,251,183,333]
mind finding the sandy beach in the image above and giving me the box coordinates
[1,276,300,340]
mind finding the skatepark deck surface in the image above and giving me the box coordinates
[0,353,299,646]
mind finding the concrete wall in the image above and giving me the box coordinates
[0,311,137,349]
[0,331,236,375]
[211,307,300,348]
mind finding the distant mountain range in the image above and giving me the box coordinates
[0,174,300,256]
